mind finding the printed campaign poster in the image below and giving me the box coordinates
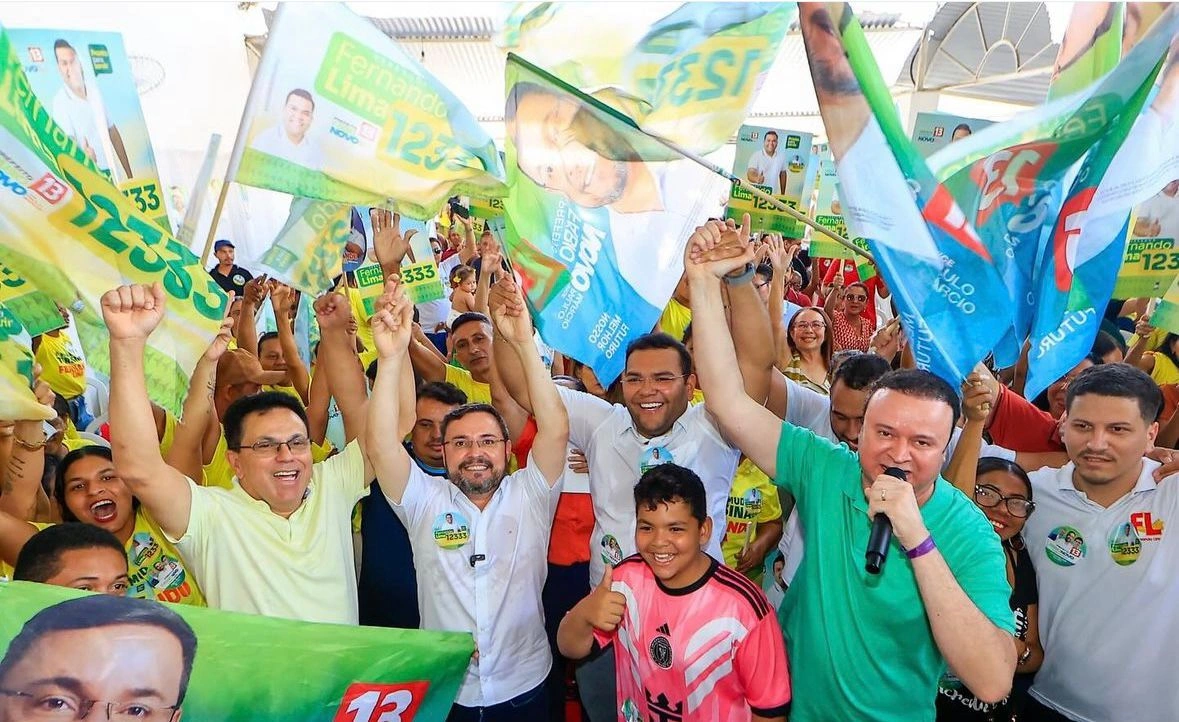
[808,146,873,277]
[910,111,993,158]
[726,125,813,238]
[1114,180,1179,299]
[0,581,473,722]
[10,28,168,230]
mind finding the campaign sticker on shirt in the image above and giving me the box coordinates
[601,534,623,566]
[232,273,246,286]
[433,511,471,550]
[148,555,187,590]
[728,488,763,521]
[1108,521,1144,566]
[129,531,159,566]
[1045,525,1087,567]
[639,445,672,475]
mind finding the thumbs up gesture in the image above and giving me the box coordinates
[587,565,627,633]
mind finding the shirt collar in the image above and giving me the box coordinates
[1056,459,1160,496]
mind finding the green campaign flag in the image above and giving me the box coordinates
[0,22,227,416]
[503,53,728,383]
[0,582,473,722]
[501,2,795,154]
[257,198,353,295]
[231,2,506,220]
[0,262,65,337]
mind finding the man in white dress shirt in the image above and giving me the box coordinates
[250,88,325,171]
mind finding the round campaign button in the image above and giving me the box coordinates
[600,534,623,566]
[639,445,672,475]
[432,511,471,550]
[1108,521,1143,566]
[1045,525,1086,567]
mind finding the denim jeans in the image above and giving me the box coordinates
[447,682,547,722]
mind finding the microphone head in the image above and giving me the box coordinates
[883,466,908,481]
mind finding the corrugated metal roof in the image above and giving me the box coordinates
[899,2,1057,103]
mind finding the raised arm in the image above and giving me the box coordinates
[164,315,233,482]
[371,209,415,279]
[313,292,370,473]
[271,284,311,405]
[366,278,416,503]
[687,221,783,479]
[945,366,992,495]
[488,276,534,414]
[491,277,568,483]
[473,240,501,317]
[726,215,775,406]
[0,376,53,521]
[765,234,796,372]
[306,350,331,445]
[235,275,267,356]
[104,283,192,539]
[456,215,478,265]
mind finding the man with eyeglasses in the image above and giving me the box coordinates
[0,594,196,722]
[103,282,386,625]
[1018,364,1179,722]
[367,278,568,722]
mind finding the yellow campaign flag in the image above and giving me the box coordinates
[0,338,54,421]
[0,23,227,415]
[256,198,353,295]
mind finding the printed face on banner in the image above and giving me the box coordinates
[911,112,994,158]
[12,29,168,229]
[726,124,813,238]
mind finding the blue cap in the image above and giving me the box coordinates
[214,239,234,251]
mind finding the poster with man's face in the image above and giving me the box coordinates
[10,29,168,230]
[726,124,814,238]
[910,112,994,158]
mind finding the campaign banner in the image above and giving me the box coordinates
[0,262,65,337]
[10,28,169,231]
[802,4,1012,387]
[726,124,813,238]
[0,338,55,421]
[257,198,353,295]
[0,581,472,722]
[1152,271,1179,334]
[504,53,727,383]
[231,2,506,220]
[0,24,227,416]
[809,146,870,266]
[926,4,1179,390]
[1112,235,1179,300]
[910,112,993,158]
[501,2,796,154]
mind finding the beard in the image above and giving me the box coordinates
[452,456,506,497]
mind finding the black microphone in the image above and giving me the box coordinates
[865,466,907,575]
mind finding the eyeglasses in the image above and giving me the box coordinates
[844,294,867,302]
[620,374,688,388]
[974,484,1036,518]
[0,689,180,721]
[753,280,771,289]
[794,321,827,330]
[443,437,506,450]
[229,435,311,457]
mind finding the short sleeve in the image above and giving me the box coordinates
[317,440,366,501]
[784,376,830,432]
[556,385,614,451]
[165,478,209,546]
[736,610,792,715]
[948,515,1018,635]
[385,463,440,530]
[774,420,846,500]
[515,451,564,523]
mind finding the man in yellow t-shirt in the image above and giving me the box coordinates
[720,457,784,583]
[409,312,493,404]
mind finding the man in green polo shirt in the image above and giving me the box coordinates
[683,220,1016,721]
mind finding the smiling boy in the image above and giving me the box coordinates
[558,464,791,722]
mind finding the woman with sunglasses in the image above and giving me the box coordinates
[824,276,874,352]
[939,370,1044,720]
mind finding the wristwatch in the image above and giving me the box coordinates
[722,263,755,286]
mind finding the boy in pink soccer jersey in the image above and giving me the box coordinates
[558,463,791,722]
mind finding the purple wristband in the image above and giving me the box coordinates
[905,535,936,560]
